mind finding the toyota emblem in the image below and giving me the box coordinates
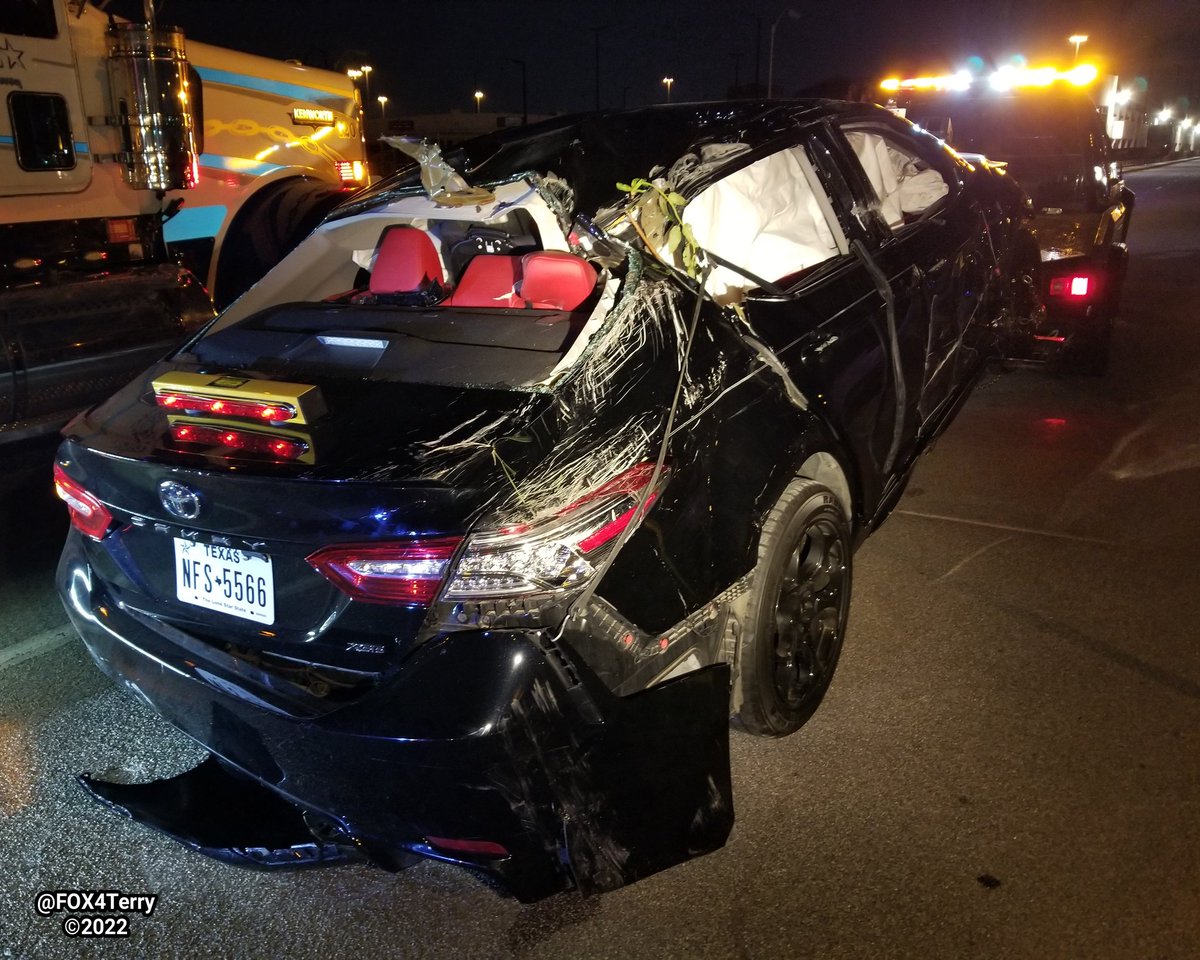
[158,480,202,521]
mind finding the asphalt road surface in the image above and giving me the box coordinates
[2,159,1198,959]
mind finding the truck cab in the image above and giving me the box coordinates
[0,0,213,453]
[891,81,1134,373]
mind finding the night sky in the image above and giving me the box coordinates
[119,0,1200,114]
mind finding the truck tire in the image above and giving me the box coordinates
[733,479,852,737]
[213,178,345,310]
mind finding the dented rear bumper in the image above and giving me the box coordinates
[59,531,733,901]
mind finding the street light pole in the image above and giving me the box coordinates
[360,64,373,103]
[376,94,387,134]
[767,8,801,98]
[591,26,607,111]
[1068,34,1088,63]
[505,58,528,125]
[474,90,484,113]
[662,76,674,103]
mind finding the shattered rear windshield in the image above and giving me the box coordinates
[180,303,587,391]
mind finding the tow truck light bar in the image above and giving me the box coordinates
[881,63,1098,93]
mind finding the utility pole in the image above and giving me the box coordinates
[754,17,762,92]
[505,58,528,125]
[591,26,605,111]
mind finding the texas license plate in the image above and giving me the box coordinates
[173,538,275,625]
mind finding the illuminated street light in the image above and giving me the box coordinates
[377,94,388,131]
[474,89,484,113]
[768,7,802,98]
[1068,34,1088,62]
[346,68,362,81]
[662,76,674,103]
[360,64,373,102]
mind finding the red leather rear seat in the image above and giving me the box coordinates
[446,255,523,308]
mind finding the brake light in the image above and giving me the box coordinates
[171,422,308,461]
[307,538,463,606]
[1049,275,1092,298]
[443,462,669,600]
[53,465,113,540]
[157,392,297,422]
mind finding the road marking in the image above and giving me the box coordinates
[0,624,75,672]
[894,509,1117,545]
[936,535,1015,581]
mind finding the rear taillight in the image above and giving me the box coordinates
[1049,275,1092,298]
[443,461,668,601]
[53,465,113,541]
[171,423,308,461]
[307,538,464,606]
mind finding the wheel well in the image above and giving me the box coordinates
[796,451,852,521]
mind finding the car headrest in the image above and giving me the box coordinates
[518,252,597,311]
[369,227,444,294]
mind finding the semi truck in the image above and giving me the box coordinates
[1,0,367,459]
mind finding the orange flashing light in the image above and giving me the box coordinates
[883,63,1099,95]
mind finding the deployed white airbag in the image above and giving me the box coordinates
[682,147,840,303]
[845,131,949,228]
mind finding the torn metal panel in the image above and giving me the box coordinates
[79,756,359,870]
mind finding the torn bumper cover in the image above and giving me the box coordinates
[60,539,733,901]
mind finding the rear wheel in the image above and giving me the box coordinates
[213,178,345,310]
[734,480,852,737]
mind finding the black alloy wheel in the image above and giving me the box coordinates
[735,479,852,737]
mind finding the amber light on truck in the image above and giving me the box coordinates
[335,160,367,183]
[54,465,113,541]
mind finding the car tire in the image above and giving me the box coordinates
[733,479,852,737]
[213,178,345,310]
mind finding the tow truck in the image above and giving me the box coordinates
[880,65,1134,374]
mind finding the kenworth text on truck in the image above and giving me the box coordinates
[1,0,367,458]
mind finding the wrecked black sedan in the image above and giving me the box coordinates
[56,100,1030,900]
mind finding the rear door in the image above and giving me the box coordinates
[821,117,991,431]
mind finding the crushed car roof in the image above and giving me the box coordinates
[340,100,887,218]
